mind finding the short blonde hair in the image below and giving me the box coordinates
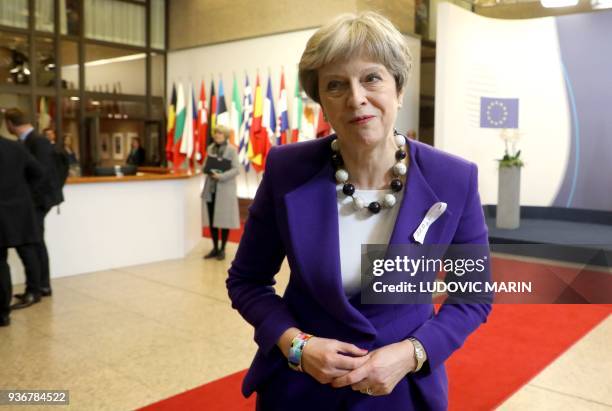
[214,125,231,140]
[299,12,413,103]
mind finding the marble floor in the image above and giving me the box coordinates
[0,240,610,410]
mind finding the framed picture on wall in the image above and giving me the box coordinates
[112,132,124,160]
[126,132,139,153]
[99,133,111,160]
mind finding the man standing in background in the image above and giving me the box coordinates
[4,108,63,309]
[0,135,44,325]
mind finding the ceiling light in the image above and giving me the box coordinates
[540,0,579,7]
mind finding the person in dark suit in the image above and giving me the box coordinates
[4,108,63,309]
[0,136,44,326]
[126,137,146,166]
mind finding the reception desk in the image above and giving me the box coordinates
[8,168,203,284]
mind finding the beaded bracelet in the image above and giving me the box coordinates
[288,332,313,372]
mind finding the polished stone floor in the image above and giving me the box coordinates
[0,240,610,410]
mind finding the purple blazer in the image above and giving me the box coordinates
[227,136,492,410]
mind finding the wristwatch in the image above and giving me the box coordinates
[408,338,427,373]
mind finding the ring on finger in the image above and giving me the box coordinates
[364,387,373,396]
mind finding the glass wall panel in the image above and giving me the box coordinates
[64,0,80,36]
[35,36,55,88]
[151,52,164,97]
[85,44,145,95]
[84,0,145,47]
[0,31,30,86]
[151,97,164,119]
[35,0,54,32]
[151,0,165,49]
[36,0,80,35]
[0,0,28,29]
[60,40,79,89]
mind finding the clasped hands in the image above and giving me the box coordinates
[300,336,417,396]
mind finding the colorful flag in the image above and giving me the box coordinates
[300,96,318,141]
[230,75,242,147]
[277,71,289,145]
[38,96,51,130]
[480,97,519,128]
[207,80,217,148]
[165,83,176,163]
[179,83,195,164]
[262,74,276,146]
[194,82,208,163]
[216,78,230,133]
[316,105,332,138]
[291,76,303,143]
[248,74,271,173]
[172,82,186,169]
[238,75,252,171]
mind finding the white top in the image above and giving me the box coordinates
[337,186,403,297]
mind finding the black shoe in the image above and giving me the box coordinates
[0,314,9,327]
[15,288,52,300]
[10,293,41,310]
[216,250,226,260]
[203,249,219,259]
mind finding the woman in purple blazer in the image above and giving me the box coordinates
[227,12,492,411]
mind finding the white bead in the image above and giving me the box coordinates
[393,162,407,176]
[383,194,397,208]
[353,195,365,210]
[394,134,406,147]
[335,169,349,183]
[331,139,339,152]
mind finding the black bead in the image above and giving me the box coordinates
[390,179,403,192]
[368,201,381,214]
[331,153,344,167]
[342,183,355,196]
[395,149,407,160]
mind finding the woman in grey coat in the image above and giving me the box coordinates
[201,125,240,260]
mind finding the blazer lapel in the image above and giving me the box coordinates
[284,160,377,339]
[389,141,454,246]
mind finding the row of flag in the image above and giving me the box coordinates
[164,71,332,172]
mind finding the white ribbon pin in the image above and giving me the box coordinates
[412,202,447,244]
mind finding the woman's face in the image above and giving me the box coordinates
[213,131,226,145]
[318,55,403,148]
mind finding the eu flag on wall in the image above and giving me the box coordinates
[480,97,519,128]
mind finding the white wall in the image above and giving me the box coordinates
[168,28,421,198]
[8,175,202,284]
[435,3,570,206]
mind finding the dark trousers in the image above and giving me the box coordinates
[0,248,12,316]
[207,193,229,252]
[16,207,50,295]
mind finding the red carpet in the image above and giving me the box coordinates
[161,221,612,409]
[139,303,610,410]
[446,304,610,410]
[139,370,255,411]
